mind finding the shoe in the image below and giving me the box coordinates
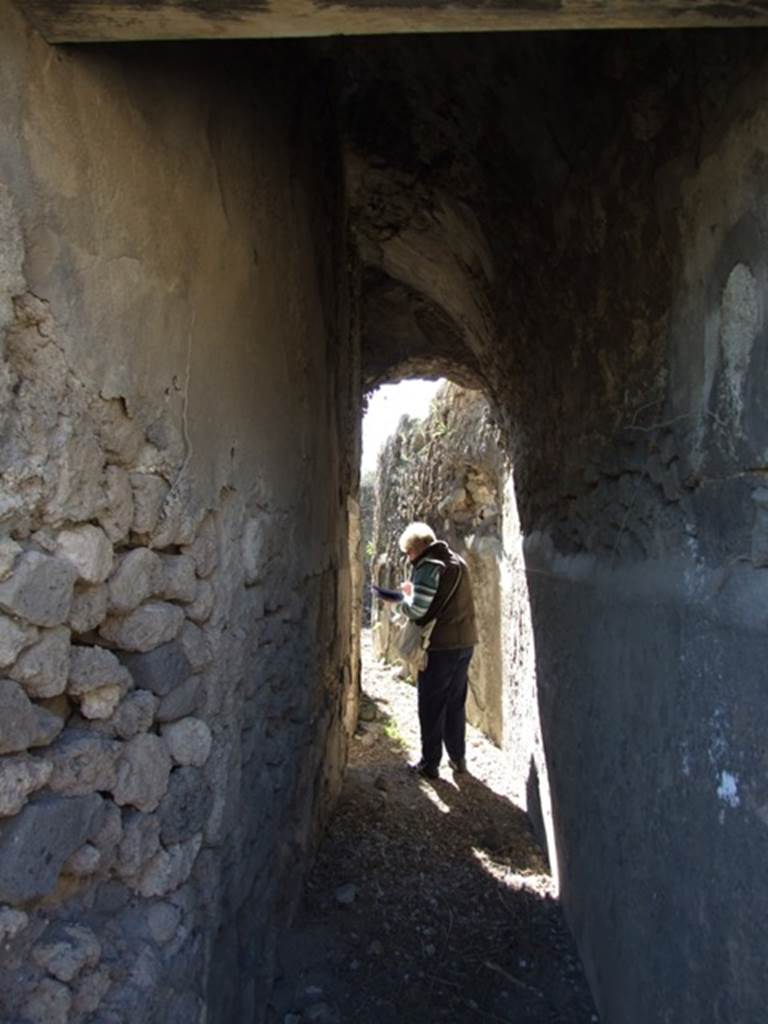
[409,760,439,780]
[448,757,467,774]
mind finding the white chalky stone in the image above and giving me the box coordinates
[55,525,114,584]
[80,684,122,720]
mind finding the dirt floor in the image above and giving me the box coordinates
[267,631,599,1024]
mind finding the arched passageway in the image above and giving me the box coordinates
[0,7,767,1024]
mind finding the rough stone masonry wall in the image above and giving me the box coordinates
[345,31,768,1023]
[0,9,358,1024]
[370,384,505,744]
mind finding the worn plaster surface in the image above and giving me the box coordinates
[0,5,359,1022]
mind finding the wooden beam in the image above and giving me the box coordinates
[18,0,768,43]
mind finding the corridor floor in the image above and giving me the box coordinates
[268,631,598,1024]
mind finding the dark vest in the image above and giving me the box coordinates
[415,541,478,650]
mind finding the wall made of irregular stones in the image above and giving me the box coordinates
[0,9,358,1023]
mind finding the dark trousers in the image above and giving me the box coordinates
[417,647,474,770]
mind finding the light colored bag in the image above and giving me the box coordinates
[393,561,463,676]
[395,617,436,675]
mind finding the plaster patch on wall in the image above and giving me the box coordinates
[716,770,740,809]
[719,263,759,431]
[0,185,25,333]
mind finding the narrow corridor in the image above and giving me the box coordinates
[268,632,597,1023]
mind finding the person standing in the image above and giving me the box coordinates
[396,522,478,780]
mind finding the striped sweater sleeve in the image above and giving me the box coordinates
[399,561,443,622]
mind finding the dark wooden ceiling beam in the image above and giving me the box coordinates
[18,0,768,43]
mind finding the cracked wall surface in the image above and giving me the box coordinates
[0,7,359,1023]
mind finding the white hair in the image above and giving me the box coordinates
[398,521,436,554]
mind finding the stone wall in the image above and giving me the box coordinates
[0,9,358,1024]
[370,384,505,743]
[347,31,768,1023]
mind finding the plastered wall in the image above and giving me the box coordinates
[0,9,359,1023]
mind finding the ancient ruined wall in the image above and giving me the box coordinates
[495,36,768,1024]
[370,384,505,743]
[0,8,358,1024]
[347,31,768,1023]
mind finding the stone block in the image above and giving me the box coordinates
[0,551,77,627]
[156,675,202,724]
[112,733,171,813]
[129,832,202,899]
[108,547,163,614]
[0,539,21,584]
[147,902,181,945]
[80,685,122,720]
[161,718,212,767]
[22,978,72,1024]
[158,554,197,603]
[32,923,101,982]
[130,473,170,535]
[0,678,64,754]
[68,644,131,695]
[158,767,212,845]
[150,498,196,550]
[63,842,101,876]
[104,689,158,741]
[117,641,191,697]
[0,755,52,816]
[0,613,37,669]
[180,621,213,671]
[117,810,161,879]
[47,731,121,796]
[94,399,144,467]
[69,582,108,635]
[89,799,122,873]
[0,792,105,902]
[100,602,184,652]
[55,525,114,584]
[72,965,112,1016]
[9,626,70,698]
[0,905,28,942]
[181,533,218,579]
[185,580,214,624]
[99,464,134,543]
